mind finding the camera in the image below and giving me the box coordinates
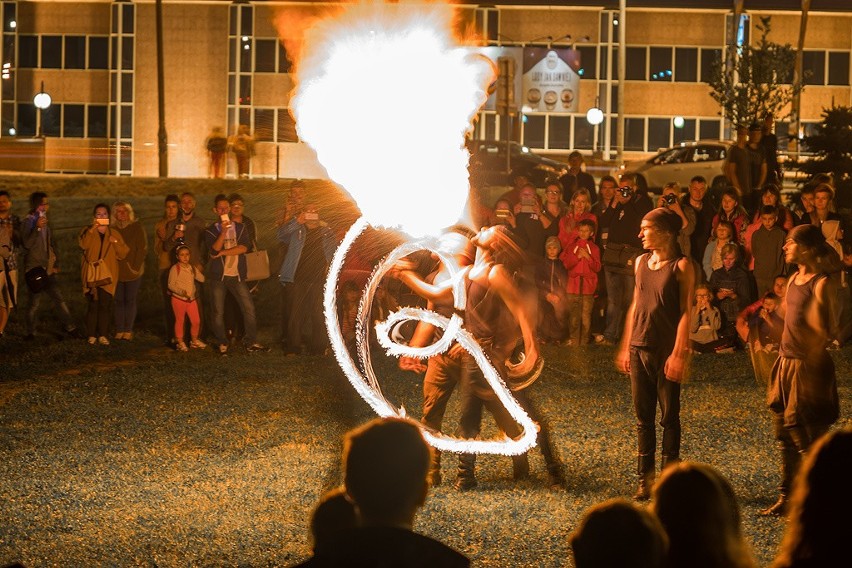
[304,212,319,221]
[663,193,678,205]
[520,197,536,214]
[495,209,510,219]
[96,218,109,226]
[618,186,633,198]
[220,213,230,223]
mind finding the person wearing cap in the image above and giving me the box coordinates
[762,224,840,516]
[615,207,695,501]
[559,150,597,204]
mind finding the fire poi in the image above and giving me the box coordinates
[290,1,538,455]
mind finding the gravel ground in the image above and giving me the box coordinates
[1,332,849,567]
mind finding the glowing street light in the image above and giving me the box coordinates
[33,81,52,137]
[673,116,685,129]
[586,106,604,126]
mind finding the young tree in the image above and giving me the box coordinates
[796,105,852,208]
[708,16,805,128]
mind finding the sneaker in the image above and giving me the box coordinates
[115,332,126,341]
[218,344,228,355]
[593,334,605,344]
[123,332,133,341]
[98,336,110,346]
[88,336,97,345]
[176,341,189,352]
[190,339,208,349]
[246,343,270,353]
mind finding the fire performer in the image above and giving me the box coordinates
[616,208,694,501]
[762,224,840,516]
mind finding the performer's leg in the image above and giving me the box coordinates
[421,352,461,486]
[658,359,682,471]
[761,412,801,516]
[630,347,657,500]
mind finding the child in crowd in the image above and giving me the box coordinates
[744,291,784,385]
[711,188,748,245]
[536,236,568,343]
[702,220,736,281]
[689,284,722,353]
[168,245,207,351]
[561,219,600,345]
[709,242,753,344]
[746,205,786,296]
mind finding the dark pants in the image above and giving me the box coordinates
[422,349,464,476]
[25,274,75,335]
[630,346,681,472]
[513,387,562,477]
[287,277,327,355]
[604,268,635,343]
[209,276,257,346]
[279,281,294,345]
[114,278,142,333]
[85,289,114,338]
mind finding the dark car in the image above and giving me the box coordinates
[468,139,567,188]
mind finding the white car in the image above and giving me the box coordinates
[620,140,733,193]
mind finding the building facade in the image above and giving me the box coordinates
[0,0,850,176]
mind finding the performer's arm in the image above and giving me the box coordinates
[615,262,642,374]
[664,257,696,382]
[394,269,454,305]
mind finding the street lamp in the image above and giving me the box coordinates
[33,81,52,137]
[586,100,604,157]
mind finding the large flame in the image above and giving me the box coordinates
[291,1,494,237]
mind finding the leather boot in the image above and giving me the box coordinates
[761,445,800,516]
[633,454,655,501]
[661,454,680,472]
[512,453,530,481]
[455,453,477,491]
[428,450,442,487]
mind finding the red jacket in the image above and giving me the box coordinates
[560,237,601,295]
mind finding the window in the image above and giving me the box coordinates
[41,36,61,69]
[3,34,13,67]
[548,115,570,150]
[523,115,545,149]
[573,116,594,150]
[89,37,108,69]
[63,104,84,137]
[649,47,673,81]
[653,147,688,164]
[673,119,696,145]
[675,48,697,82]
[625,47,646,80]
[2,103,13,135]
[599,47,618,80]
[64,36,86,70]
[278,43,291,73]
[699,119,721,141]
[88,105,107,137]
[240,5,253,36]
[802,51,825,85]
[278,108,299,142]
[647,118,670,151]
[121,73,133,103]
[17,103,35,137]
[254,108,274,141]
[120,105,132,138]
[700,48,721,83]
[121,37,133,69]
[18,35,37,68]
[828,52,850,86]
[121,3,134,33]
[255,39,276,73]
[691,144,725,162]
[612,117,645,151]
[42,105,60,137]
[576,45,596,79]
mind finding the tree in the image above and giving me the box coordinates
[795,105,852,208]
[708,16,805,128]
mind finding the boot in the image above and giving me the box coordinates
[633,454,655,501]
[761,444,800,516]
[661,454,680,472]
[455,453,477,491]
[547,462,566,490]
[428,450,442,487]
[512,453,530,481]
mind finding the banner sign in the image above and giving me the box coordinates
[521,47,581,114]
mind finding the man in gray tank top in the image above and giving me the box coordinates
[762,224,839,516]
[616,208,695,501]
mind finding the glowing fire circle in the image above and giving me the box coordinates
[323,217,538,456]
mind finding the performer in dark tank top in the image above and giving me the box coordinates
[616,207,695,501]
[761,224,839,516]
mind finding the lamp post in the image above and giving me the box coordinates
[32,81,51,138]
[586,98,604,158]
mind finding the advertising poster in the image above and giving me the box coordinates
[471,46,524,112]
[521,47,581,114]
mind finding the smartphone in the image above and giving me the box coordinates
[96,218,110,226]
[304,212,319,221]
[220,214,230,223]
[495,209,510,218]
[175,223,186,232]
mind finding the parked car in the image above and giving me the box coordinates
[619,140,733,194]
[468,139,567,188]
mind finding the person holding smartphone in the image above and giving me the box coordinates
[20,192,79,340]
[79,203,129,345]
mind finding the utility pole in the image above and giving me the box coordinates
[616,0,626,164]
[156,0,169,177]
[790,0,811,158]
